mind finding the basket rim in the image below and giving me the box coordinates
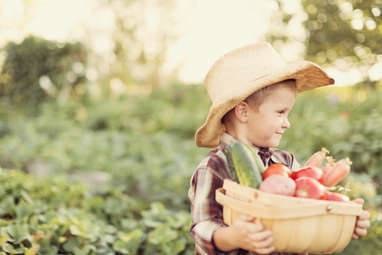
[216,188,362,218]
[221,179,363,216]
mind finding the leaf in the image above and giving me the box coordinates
[69,225,83,236]
[7,224,30,244]
[0,235,7,247]
[148,225,177,245]
[2,243,14,253]
[25,245,40,255]
[63,238,80,252]
[58,236,67,243]
[161,239,186,255]
[15,202,34,219]
[2,242,24,253]
[20,190,33,203]
[72,245,92,255]
[113,229,143,254]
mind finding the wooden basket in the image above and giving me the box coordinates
[216,179,362,254]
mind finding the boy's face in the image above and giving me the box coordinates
[246,85,296,148]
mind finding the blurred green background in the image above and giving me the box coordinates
[0,0,382,254]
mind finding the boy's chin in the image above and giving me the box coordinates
[266,138,281,148]
[267,142,280,148]
[251,137,281,148]
[256,141,280,148]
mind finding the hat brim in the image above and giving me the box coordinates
[195,60,334,148]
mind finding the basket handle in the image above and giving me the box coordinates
[216,188,362,219]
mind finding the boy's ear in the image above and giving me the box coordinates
[234,101,249,123]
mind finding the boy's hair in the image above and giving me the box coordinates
[222,79,296,124]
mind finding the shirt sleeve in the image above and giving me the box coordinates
[189,166,234,255]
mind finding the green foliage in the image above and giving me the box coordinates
[2,84,382,199]
[267,0,382,88]
[0,36,88,109]
[0,84,209,209]
[301,0,382,65]
[0,168,193,255]
[1,84,382,254]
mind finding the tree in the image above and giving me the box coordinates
[267,0,382,88]
[93,0,180,90]
[0,36,88,109]
[1,0,180,94]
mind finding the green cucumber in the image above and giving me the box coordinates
[223,147,238,182]
[244,144,266,174]
[229,142,263,188]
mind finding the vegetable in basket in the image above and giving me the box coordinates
[291,166,323,181]
[320,158,352,186]
[294,177,326,199]
[225,141,264,188]
[324,191,350,202]
[259,175,295,196]
[305,147,329,167]
[262,163,291,180]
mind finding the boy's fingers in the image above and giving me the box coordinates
[237,213,255,222]
[249,230,273,241]
[355,227,367,237]
[253,246,276,254]
[247,222,264,233]
[352,233,359,240]
[352,198,364,206]
[251,235,274,248]
[360,210,370,220]
[357,219,370,229]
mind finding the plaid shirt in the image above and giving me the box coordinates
[188,133,305,255]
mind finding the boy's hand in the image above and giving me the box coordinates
[352,198,370,240]
[230,214,275,254]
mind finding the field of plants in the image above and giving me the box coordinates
[1,83,382,254]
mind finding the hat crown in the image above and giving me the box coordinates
[204,42,287,104]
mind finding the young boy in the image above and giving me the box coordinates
[188,42,370,255]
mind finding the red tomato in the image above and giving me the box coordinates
[325,191,350,202]
[319,192,328,200]
[294,177,325,199]
[291,166,323,181]
[262,163,291,180]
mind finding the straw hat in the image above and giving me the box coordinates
[195,42,335,148]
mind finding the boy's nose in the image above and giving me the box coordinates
[282,117,290,129]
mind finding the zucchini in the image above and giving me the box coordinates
[244,144,266,174]
[223,147,238,182]
[229,142,263,188]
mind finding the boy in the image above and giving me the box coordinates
[188,42,370,255]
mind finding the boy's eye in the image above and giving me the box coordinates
[277,110,285,114]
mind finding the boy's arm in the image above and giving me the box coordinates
[189,166,230,254]
[190,167,275,254]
